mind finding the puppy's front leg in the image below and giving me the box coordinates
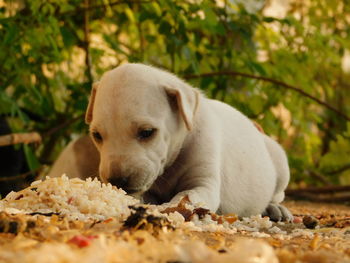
[170,187,220,212]
[169,171,221,212]
[165,159,222,211]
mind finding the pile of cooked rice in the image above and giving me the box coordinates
[0,175,307,236]
[0,175,323,238]
[0,175,139,220]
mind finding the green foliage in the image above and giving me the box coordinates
[0,0,349,186]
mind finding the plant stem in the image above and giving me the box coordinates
[83,0,93,84]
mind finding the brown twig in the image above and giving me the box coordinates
[43,114,84,137]
[308,170,332,186]
[0,132,41,147]
[184,71,350,122]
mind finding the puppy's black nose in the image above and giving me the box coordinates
[109,176,129,190]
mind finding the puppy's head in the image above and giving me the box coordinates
[85,64,199,194]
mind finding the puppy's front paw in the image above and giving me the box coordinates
[142,191,162,205]
[262,203,293,222]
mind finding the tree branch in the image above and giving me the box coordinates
[326,163,350,175]
[83,0,93,84]
[62,1,154,15]
[308,170,332,186]
[84,0,153,11]
[184,71,350,122]
[43,114,84,137]
[137,4,145,60]
[0,132,41,147]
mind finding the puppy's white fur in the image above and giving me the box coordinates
[81,63,291,218]
[48,135,99,180]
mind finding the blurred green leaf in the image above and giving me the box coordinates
[23,145,40,171]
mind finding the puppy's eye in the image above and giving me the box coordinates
[137,128,156,140]
[92,131,103,143]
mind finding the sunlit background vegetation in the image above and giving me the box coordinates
[0,0,349,193]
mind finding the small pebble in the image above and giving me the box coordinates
[303,215,318,229]
[293,216,303,224]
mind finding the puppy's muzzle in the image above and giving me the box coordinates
[106,164,137,193]
[109,176,134,192]
[104,159,151,194]
[109,176,142,194]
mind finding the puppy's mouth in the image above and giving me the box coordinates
[125,188,141,194]
[101,171,158,197]
[125,180,155,198]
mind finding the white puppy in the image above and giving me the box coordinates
[55,63,293,221]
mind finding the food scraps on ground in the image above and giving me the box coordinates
[0,176,349,263]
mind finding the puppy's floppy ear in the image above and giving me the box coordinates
[85,81,99,124]
[164,81,200,131]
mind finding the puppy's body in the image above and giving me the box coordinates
[148,98,286,216]
[48,135,99,180]
[51,63,292,220]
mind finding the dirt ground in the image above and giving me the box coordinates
[0,200,349,263]
[274,201,350,262]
